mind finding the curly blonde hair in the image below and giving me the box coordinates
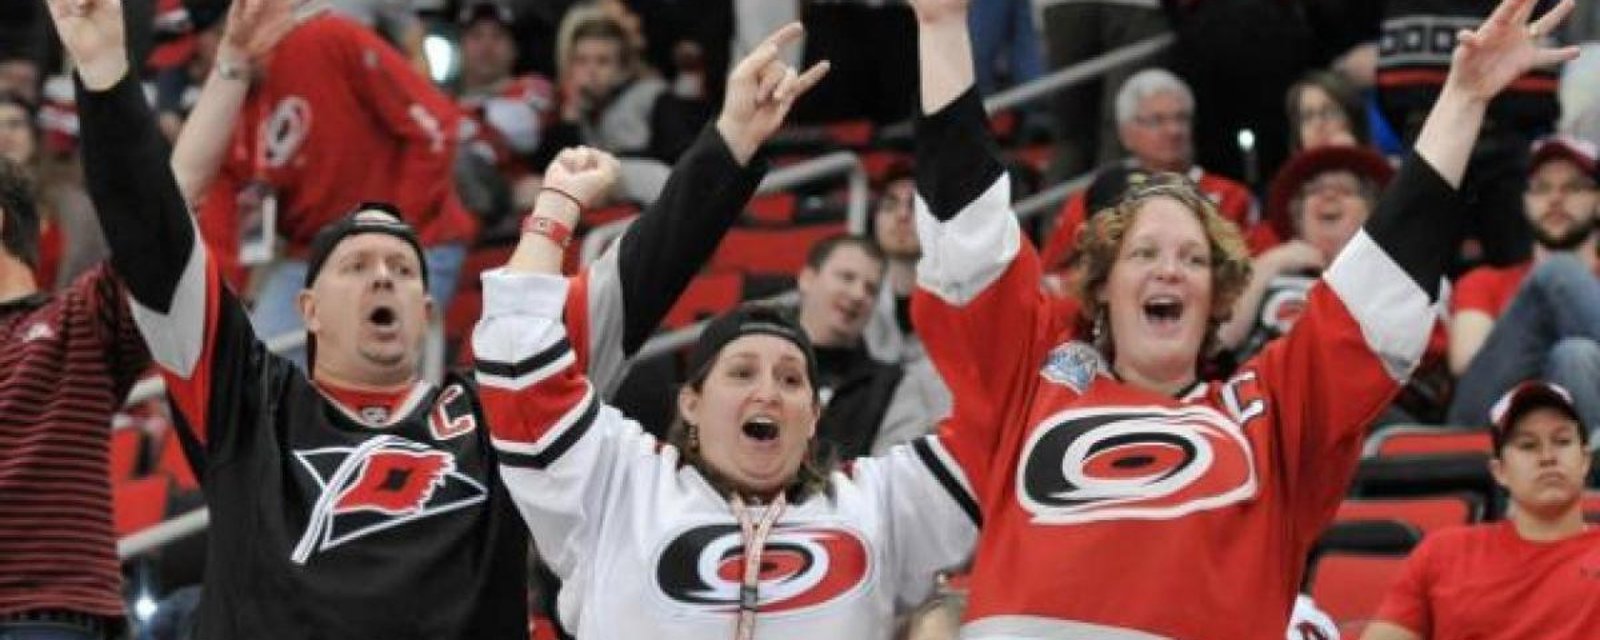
[1072,173,1254,361]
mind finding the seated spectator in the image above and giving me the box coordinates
[1285,70,1370,153]
[541,6,707,164]
[1038,68,1272,274]
[453,1,555,226]
[0,52,40,104]
[860,166,952,446]
[1448,135,1600,432]
[0,91,104,290]
[794,234,937,458]
[1220,145,1394,359]
[1364,381,1599,640]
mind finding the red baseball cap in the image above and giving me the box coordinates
[1529,135,1599,181]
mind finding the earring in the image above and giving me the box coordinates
[686,423,701,452]
[1092,308,1107,343]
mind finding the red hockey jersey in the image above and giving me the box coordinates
[909,91,1438,639]
[198,14,476,280]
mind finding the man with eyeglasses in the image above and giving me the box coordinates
[1040,68,1270,276]
[1448,135,1600,436]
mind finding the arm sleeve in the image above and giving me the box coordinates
[78,72,268,461]
[338,25,462,221]
[910,88,1077,510]
[859,435,979,610]
[1234,156,1453,550]
[1371,537,1434,637]
[473,268,661,583]
[574,125,767,397]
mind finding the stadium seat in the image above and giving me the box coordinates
[1584,491,1600,524]
[746,193,799,225]
[1364,425,1492,458]
[1335,495,1481,536]
[709,222,847,276]
[109,427,145,482]
[113,475,170,537]
[1307,552,1411,637]
[1350,453,1500,516]
[661,271,744,330]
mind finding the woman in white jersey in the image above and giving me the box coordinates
[470,23,978,639]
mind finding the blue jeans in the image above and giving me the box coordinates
[0,623,101,640]
[251,243,467,368]
[969,0,1045,95]
[1448,255,1600,437]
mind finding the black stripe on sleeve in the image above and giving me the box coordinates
[76,73,196,314]
[912,438,982,527]
[475,337,572,380]
[497,396,600,470]
[1364,151,1465,301]
[613,125,768,356]
[914,88,1007,223]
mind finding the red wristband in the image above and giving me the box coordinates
[522,214,574,249]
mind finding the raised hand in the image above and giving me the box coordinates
[715,23,829,165]
[542,146,622,210]
[1447,0,1579,102]
[907,0,970,25]
[221,0,295,65]
[43,0,128,90]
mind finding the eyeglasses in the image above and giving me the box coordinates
[1131,111,1192,129]
[1297,105,1347,125]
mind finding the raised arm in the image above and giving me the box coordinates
[54,0,270,459]
[1384,0,1578,295]
[169,0,292,203]
[562,24,828,395]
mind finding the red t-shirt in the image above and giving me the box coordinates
[1451,262,1533,317]
[1374,521,1600,639]
[199,14,477,284]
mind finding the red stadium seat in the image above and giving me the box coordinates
[112,475,170,537]
[109,427,145,482]
[1584,491,1600,523]
[746,193,799,225]
[709,223,846,276]
[1308,552,1410,637]
[823,120,874,147]
[1365,425,1492,458]
[661,271,744,330]
[1335,495,1480,536]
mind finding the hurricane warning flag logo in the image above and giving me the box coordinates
[291,435,486,563]
[654,523,872,616]
[1017,405,1257,525]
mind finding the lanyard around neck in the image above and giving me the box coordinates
[729,492,788,640]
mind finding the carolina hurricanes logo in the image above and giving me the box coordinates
[1017,405,1257,525]
[290,435,487,564]
[654,523,872,615]
[259,96,312,169]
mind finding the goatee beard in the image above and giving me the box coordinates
[1532,220,1595,252]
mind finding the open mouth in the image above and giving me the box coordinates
[367,305,398,329]
[742,416,780,442]
[1143,296,1184,326]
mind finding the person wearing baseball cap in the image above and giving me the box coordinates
[1218,145,1395,360]
[1366,380,1598,640]
[1448,134,1600,433]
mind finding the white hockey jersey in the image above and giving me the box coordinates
[473,271,978,639]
